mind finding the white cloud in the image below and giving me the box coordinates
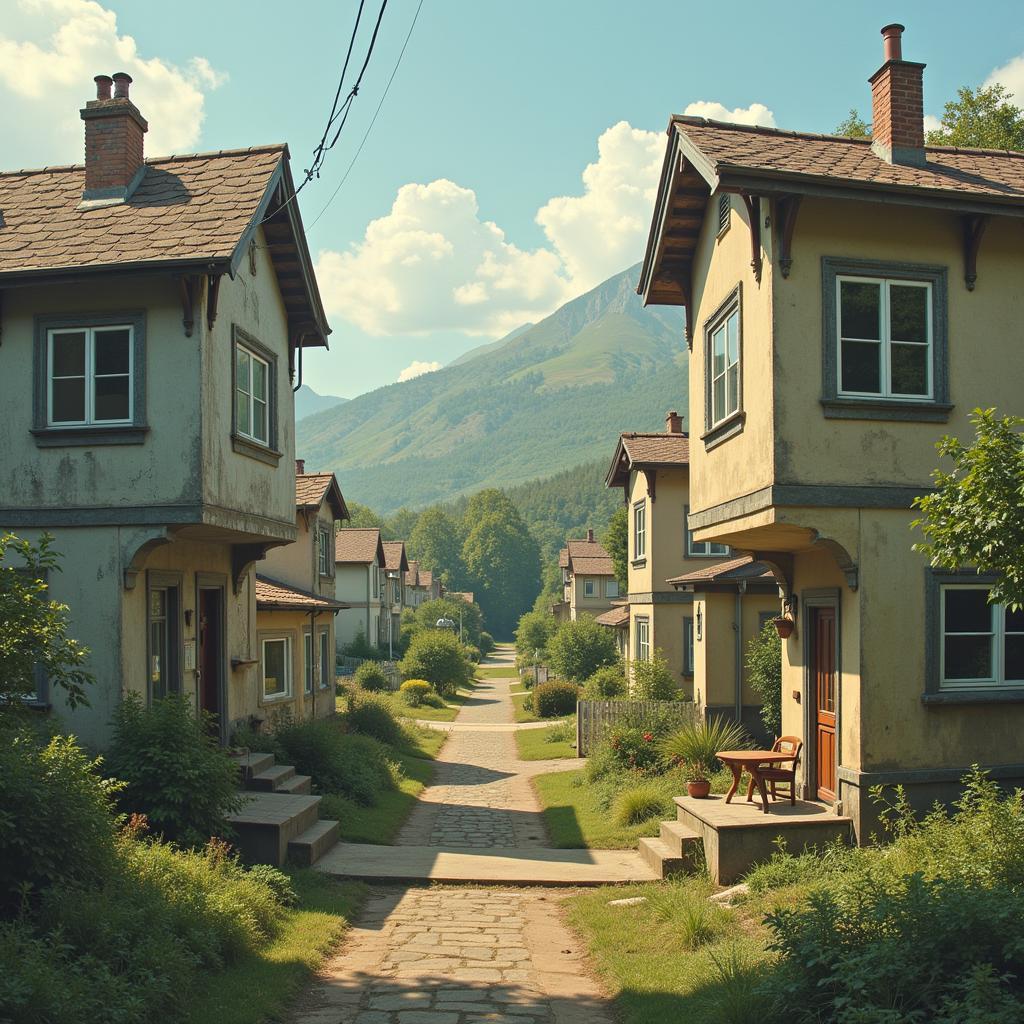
[681,101,777,127]
[0,0,226,166]
[985,53,1024,106]
[398,360,442,382]
[924,114,942,134]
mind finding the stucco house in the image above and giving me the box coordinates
[334,527,386,651]
[253,463,348,725]
[0,72,330,747]
[381,540,409,656]
[557,530,619,622]
[638,23,1024,837]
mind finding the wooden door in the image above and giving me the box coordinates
[198,588,223,730]
[813,607,837,801]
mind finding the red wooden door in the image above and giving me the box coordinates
[813,607,837,801]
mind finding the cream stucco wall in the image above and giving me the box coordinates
[569,575,616,619]
[255,610,336,727]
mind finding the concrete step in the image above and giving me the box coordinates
[638,836,691,878]
[288,819,340,867]
[230,750,275,781]
[659,820,701,858]
[227,792,322,866]
[249,763,296,792]
[276,773,312,796]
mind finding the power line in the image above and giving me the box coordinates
[306,0,424,231]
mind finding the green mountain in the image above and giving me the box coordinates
[294,384,347,421]
[297,265,688,512]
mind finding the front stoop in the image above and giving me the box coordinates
[289,818,341,866]
[638,821,702,878]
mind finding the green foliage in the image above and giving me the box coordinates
[648,881,732,949]
[603,504,629,592]
[383,506,421,544]
[533,680,580,718]
[583,663,627,699]
[353,660,391,692]
[407,506,464,583]
[913,408,1024,608]
[661,715,749,781]
[834,108,871,138]
[478,630,495,656]
[399,628,472,695]
[0,532,93,714]
[630,651,679,700]
[612,781,671,826]
[547,614,619,682]
[745,622,782,737]
[604,724,664,773]
[414,597,484,645]
[927,83,1024,151]
[399,679,434,708]
[343,502,384,530]
[344,689,406,747]
[0,728,119,911]
[463,642,481,663]
[107,694,243,847]
[340,628,384,661]
[515,608,555,660]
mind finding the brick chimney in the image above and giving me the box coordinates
[296,458,306,475]
[80,72,148,203]
[586,528,595,543]
[665,410,683,434]
[869,24,926,166]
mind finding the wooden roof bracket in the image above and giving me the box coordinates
[232,543,270,595]
[772,194,802,278]
[642,467,657,503]
[206,272,223,332]
[963,214,987,291]
[178,274,201,336]
[740,192,763,283]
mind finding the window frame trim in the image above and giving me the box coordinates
[260,633,293,702]
[318,628,331,690]
[635,615,651,663]
[684,504,730,558]
[701,283,744,446]
[146,570,183,703]
[583,578,596,598]
[230,325,281,464]
[683,615,695,676]
[632,499,647,561]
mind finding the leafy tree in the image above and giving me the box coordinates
[384,506,421,543]
[913,408,1024,608]
[834,108,871,139]
[926,84,1024,151]
[0,532,92,715]
[630,651,678,700]
[413,596,484,645]
[408,506,465,584]
[515,608,555,660]
[746,621,782,737]
[398,629,471,695]
[546,614,618,682]
[343,502,384,530]
[603,504,629,592]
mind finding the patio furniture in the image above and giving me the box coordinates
[717,749,800,814]
[747,736,803,806]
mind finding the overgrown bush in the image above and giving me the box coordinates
[353,660,391,692]
[340,628,383,661]
[345,689,406,747]
[463,643,482,664]
[514,609,554,660]
[478,631,495,656]
[630,651,679,700]
[399,679,434,708]
[546,615,618,682]
[612,781,671,826]
[399,629,471,696]
[746,621,782,738]
[604,724,663,773]
[583,663,626,699]
[533,680,580,718]
[106,694,243,847]
[660,715,749,781]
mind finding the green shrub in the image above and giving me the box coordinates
[533,680,580,718]
[515,608,555,660]
[479,630,495,655]
[660,715,749,781]
[547,615,618,682]
[353,660,391,692]
[746,621,782,738]
[583,663,626,699]
[0,728,119,911]
[630,650,679,700]
[341,628,383,661]
[605,724,663,773]
[612,781,671,826]
[345,690,406,747]
[106,694,243,847]
[463,643,482,664]
[648,881,732,950]
[399,679,434,708]
[399,629,471,696]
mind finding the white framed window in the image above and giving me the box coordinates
[685,509,729,557]
[683,616,695,675]
[635,617,650,662]
[940,585,1024,690]
[47,325,133,426]
[303,632,314,694]
[584,579,596,598]
[262,636,292,700]
[633,501,646,560]
[707,304,740,427]
[606,579,619,598]
[319,630,331,689]
[318,526,331,576]
[837,276,932,399]
[234,343,270,444]
[372,566,379,599]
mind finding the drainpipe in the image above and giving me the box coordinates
[309,609,317,719]
[734,580,747,726]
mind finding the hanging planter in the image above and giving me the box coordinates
[772,616,795,640]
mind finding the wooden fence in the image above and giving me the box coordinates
[575,699,698,756]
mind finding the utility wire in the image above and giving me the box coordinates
[306,0,424,231]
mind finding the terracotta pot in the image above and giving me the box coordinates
[687,779,711,799]
[773,616,795,639]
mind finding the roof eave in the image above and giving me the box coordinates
[0,254,231,287]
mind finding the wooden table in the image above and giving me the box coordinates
[717,750,799,814]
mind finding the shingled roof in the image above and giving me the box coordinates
[382,541,410,574]
[594,605,630,629]
[563,537,615,577]
[667,554,777,588]
[606,430,690,489]
[334,528,384,566]
[255,574,346,611]
[295,472,348,520]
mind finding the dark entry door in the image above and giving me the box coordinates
[813,607,837,801]
[198,587,224,735]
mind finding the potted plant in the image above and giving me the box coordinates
[772,615,795,640]
[661,716,750,799]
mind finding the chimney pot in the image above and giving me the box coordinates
[296,458,306,475]
[94,74,113,100]
[112,72,132,99]
[881,23,904,61]
[586,529,595,543]
[665,410,683,433]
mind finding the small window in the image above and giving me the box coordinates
[707,303,740,428]
[717,193,730,234]
[147,577,180,702]
[47,325,133,426]
[318,526,331,576]
[633,501,647,560]
[262,636,291,699]
[683,616,695,675]
[584,579,596,598]
[606,579,619,598]
[940,585,1024,690]
[372,567,379,599]
[319,630,331,689]
[685,509,730,557]
[235,343,270,444]
[303,632,314,694]
[635,617,650,662]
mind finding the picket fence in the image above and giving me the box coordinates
[575,698,698,756]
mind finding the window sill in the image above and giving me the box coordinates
[631,558,647,569]
[261,692,292,704]
[922,689,1024,706]
[32,425,148,447]
[232,434,282,466]
[821,398,953,422]
[701,411,745,450]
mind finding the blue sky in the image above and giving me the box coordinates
[3,0,1022,397]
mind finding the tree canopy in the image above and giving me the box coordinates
[408,507,465,585]
[603,504,628,592]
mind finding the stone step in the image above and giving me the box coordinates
[659,820,701,859]
[637,836,691,879]
[249,763,296,792]
[275,773,312,795]
[230,750,275,781]
[288,819,340,867]
[227,792,322,866]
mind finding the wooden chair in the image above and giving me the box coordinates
[760,736,803,805]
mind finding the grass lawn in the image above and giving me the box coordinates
[186,870,366,1024]
[336,683,475,723]
[475,665,517,679]
[514,722,577,760]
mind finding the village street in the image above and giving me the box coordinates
[291,650,624,1024]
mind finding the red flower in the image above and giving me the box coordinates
[642,732,654,742]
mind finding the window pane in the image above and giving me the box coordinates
[263,640,288,696]
[726,312,739,364]
[253,397,268,443]
[235,348,250,394]
[1006,607,1024,633]
[52,378,85,422]
[841,339,881,393]
[94,375,130,421]
[236,388,250,436]
[713,373,726,419]
[889,285,927,343]
[305,635,313,692]
[890,342,928,396]
[94,329,131,375]
[712,327,726,376]
[945,589,993,633]
[52,332,86,376]
[1005,636,1024,682]
[944,635,992,680]
[840,280,881,339]
[151,620,167,699]
[726,363,739,415]
[150,589,165,618]
[251,357,267,401]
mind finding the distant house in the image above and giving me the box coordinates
[254,462,348,724]
[404,560,428,608]
[334,528,386,651]
[0,72,329,746]
[557,530,618,622]
[381,540,409,655]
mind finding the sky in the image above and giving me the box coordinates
[2,0,1023,398]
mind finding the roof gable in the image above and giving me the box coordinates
[334,527,384,565]
[606,431,690,488]
[382,541,410,573]
[295,472,348,520]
